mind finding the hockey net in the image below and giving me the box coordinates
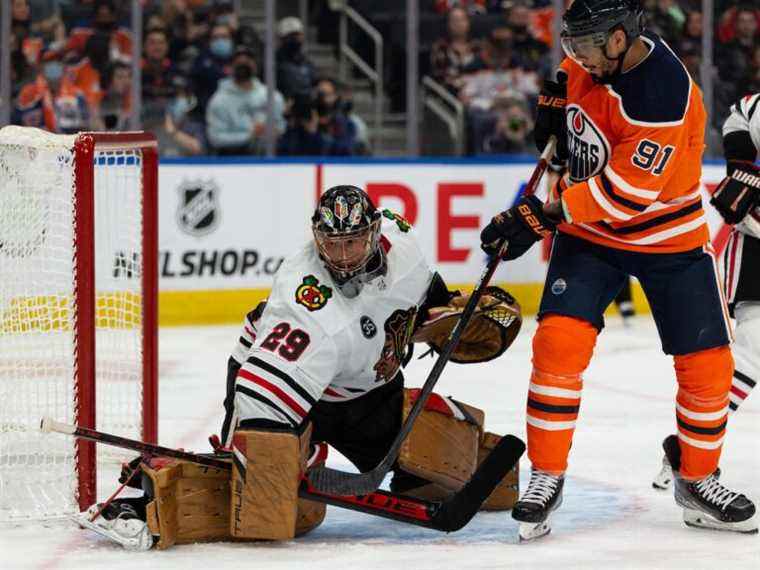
[0,127,158,522]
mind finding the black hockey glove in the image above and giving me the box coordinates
[535,73,568,162]
[480,195,557,261]
[710,163,760,225]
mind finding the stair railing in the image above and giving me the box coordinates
[339,5,384,151]
[421,76,465,156]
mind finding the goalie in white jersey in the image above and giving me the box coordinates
[652,93,760,499]
[74,185,521,550]
[211,185,518,539]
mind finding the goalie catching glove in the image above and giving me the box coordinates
[412,285,522,363]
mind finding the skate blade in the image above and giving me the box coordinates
[518,520,551,542]
[683,509,759,534]
[71,513,154,550]
[652,467,673,491]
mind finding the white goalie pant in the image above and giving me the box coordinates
[730,302,760,411]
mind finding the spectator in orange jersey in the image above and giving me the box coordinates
[69,31,112,112]
[65,0,132,62]
[13,51,90,133]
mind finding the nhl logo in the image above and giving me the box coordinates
[176,179,220,236]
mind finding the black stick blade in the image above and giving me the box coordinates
[430,434,525,532]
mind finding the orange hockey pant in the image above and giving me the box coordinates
[527,315,733,479]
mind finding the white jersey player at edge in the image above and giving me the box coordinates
[653,93,760,492]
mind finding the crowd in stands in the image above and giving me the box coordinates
[414,0,760,154]
[6,0,760,157]
[9,0,368,156]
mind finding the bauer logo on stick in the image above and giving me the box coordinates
[295,275,333,311]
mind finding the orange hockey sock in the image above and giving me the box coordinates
[674,346,733,480]
[527,315,597,474]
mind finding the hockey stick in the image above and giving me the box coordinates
[307,136,558,495]
[40,417,524,532]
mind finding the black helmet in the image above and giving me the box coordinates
[561,0,643,60]
[312,185,382,291]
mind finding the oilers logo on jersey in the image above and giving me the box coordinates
[566,105,610,182]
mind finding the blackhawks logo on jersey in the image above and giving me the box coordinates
[295,275,333,311]
[382,209,411,232]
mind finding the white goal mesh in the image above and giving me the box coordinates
[0,127,157,522]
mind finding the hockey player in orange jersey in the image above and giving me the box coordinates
[480,0,757,540]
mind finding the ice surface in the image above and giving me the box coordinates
[2,317,758,569]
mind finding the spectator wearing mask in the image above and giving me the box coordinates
[94,61,132,131]
[314,77,363,156]
[479,93,534,155]
[276,17,317,101]
[192,22,235,113]
[163,75,207,157]
[13,50,90,133]
[503,2,547,72]
[430,6,483,96]
[277,95,330,156]
[65,0,132,62]
[206,46,285,155]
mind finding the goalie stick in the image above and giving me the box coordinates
[40,417,524,533]
[307,136,558,495]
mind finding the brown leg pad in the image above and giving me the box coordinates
[144,458,231,550]
[230,428,304,540]
[398,389,484,490]
[477,431,519,511]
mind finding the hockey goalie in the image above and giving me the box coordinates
[78,185,523,550]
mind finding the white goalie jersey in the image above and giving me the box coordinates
[229,214,434,429]
[723,92,760,238]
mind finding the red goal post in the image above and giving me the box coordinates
[73,132,159,512]
[0,128,158,520]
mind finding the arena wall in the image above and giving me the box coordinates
[157,158,730,325]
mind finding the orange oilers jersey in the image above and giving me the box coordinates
[554,32,709,253]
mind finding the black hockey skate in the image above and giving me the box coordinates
[511,470,564,542]
[674,473,758,534]
[662,433,757,534]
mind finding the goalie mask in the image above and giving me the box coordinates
[312,185,384,296]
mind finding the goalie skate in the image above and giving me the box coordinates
[73,502,154,551]
[652,454,673,490]
[512,470,564,542]
[675,473,758,535]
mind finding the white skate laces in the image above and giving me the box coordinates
[695,475,739,510]
[523,471,561,506]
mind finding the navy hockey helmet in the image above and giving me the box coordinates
[312,185,382,286]
[561,0,643,61]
